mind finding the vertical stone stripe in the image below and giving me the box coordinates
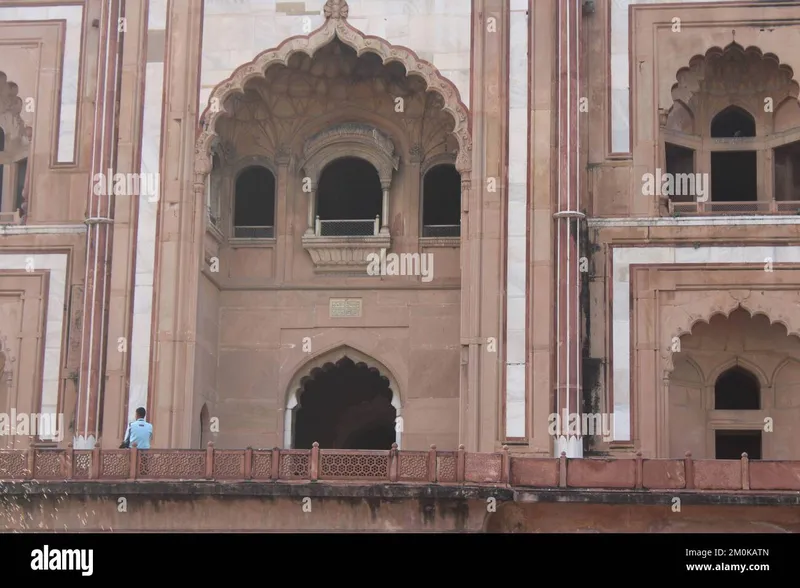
[504,0,529,440]
[128,0,167,424]
[554,0,582,457]
[75,0,122,448]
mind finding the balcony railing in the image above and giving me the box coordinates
[234,225,274,238]
[669,200,800,215]
[315,216,379,237]
[1,444,799,491]
[422,224,460,237]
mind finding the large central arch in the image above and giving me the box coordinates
[193,1,472,178]
[284,345,403,449]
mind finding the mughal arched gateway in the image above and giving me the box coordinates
[2,0,800,468]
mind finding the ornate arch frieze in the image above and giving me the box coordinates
[661,289,800,376]
[194,0,472,182]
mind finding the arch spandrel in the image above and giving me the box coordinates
[662,290,800,376]
[194,1,472,179]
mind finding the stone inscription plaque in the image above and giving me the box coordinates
[329,298,362,318]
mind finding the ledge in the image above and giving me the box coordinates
[301,234,392,272]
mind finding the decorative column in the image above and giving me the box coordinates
[74,0,122,449]
[380,180,390,235]
[553,0,584,457]
[304,181,316,236]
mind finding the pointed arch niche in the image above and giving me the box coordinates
[666,307,800,459]
[283,345,402,449]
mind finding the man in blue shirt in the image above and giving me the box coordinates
[124,407,153,449]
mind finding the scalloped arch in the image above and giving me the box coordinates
[195,18,472,177]
[663,296,800,376]
[285,344,402,411]
[669,42,799,122]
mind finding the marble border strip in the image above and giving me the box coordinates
[504,0,529,440]
[0,4,83,163]
[128,0,167,422]
[610,245,800,441]
[588,216,800,227]
[608,0,730,154]
[0,252,68,440]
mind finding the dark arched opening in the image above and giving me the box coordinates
[422,163,461,237]
[234,165,275,238]
[317,157,382,236]
[294,356,396,449]
[710,106,757,203]
[714,365,760,410]
[199,403,209,447]
[711,106,756,138]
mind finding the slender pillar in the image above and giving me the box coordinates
[74,0,122,449]
[553,0,583,457]
[380,182,390,235]
[305,186,315,236]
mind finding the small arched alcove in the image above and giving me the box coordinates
[422,162,461,237]
[714,365,760,410]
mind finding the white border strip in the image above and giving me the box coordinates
[0,5,83,162]
[610,0,731,153]
[0,252,68,440]
[611,245,800,440]
[589,216,800,227]
[128,0,167,422]
[505,1,529,439]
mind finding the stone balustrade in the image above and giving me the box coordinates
[1,443,799,491]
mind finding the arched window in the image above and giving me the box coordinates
[714,366,760,410]
[710,106,756,138]
[422,163,460,237]
[316,157,382,236]
[710,106,757,203]
[233,166,275,238]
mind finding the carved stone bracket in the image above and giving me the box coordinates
[302,234,392,273]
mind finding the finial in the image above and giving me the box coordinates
[324,0,349,20]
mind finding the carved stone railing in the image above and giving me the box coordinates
[1,444,799,491]
[668,200,800,215]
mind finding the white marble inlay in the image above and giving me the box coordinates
[505,5,528,439]
[200,0,472,111]
[0,253,68,441]
[0,5,83,162]
[611,245,800,441]
[610,0,732,153]
[128,3,167,423]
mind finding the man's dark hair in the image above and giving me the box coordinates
[136,407,146,419]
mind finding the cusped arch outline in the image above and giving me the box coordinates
[282,343,403,448]
[663,293,800,376]
[706,356,770,391]
[668,42,799,124]
[194,10,472,177]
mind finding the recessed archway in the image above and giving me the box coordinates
[284,345,402,449]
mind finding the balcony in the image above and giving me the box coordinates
[302,215,391,273]
[668,200,800,216]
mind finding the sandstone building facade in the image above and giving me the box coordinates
[1,0,799,466]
